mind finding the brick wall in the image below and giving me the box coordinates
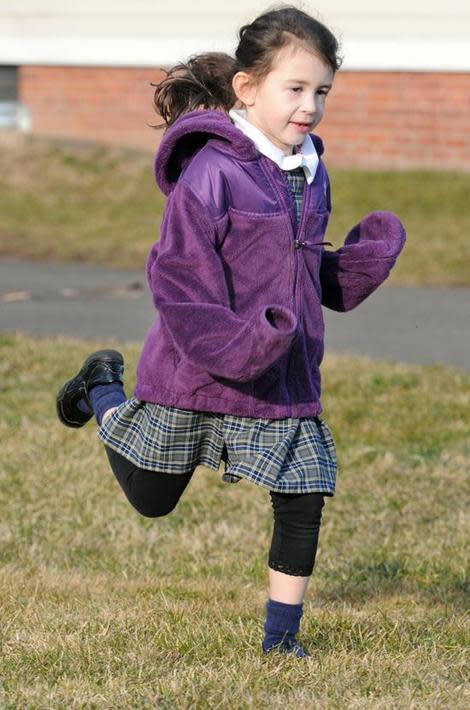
[322,71,470,171]
[20,66,164,153]
[20,65,470,171]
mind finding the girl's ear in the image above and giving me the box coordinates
[232,71,257,107]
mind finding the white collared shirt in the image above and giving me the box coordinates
[228,108,319,184]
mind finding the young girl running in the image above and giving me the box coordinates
[56,5,405,658]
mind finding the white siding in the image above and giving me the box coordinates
[1,1,469,70]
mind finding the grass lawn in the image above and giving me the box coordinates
[1,136,469,286]
[1,334,469,707]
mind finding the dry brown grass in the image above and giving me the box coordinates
[0,334,469,707]
[1,135,469,285]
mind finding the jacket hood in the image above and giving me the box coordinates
[154,109,325,196]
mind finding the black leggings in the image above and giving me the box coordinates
[105,447,325,577]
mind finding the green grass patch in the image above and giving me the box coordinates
[1,334,469,707]
[0,138,164,271]
[1,136,469,285]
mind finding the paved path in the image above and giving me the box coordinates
[1,257,468,370]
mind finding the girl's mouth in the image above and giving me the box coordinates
[290,122,311,133]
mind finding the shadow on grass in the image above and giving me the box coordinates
[319,557,468,608]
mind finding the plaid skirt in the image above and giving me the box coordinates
[97,399,337,495]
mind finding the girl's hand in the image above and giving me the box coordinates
[320,211,406,312]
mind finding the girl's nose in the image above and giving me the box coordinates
[301,92,316,114]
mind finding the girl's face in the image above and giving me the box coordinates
[235,42,334,155]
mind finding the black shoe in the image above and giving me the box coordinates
[56,349,124,428]
[262,638,310,658]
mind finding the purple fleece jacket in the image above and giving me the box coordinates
[135,109,406,418]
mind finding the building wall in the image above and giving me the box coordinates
[20,66,162,153]
[20,65,470,170]
[6,1,470,170]
[322,71,470,171]
[3,1,470,46]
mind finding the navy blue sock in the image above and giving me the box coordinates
[262,598,304,652]
[88,382,126,426]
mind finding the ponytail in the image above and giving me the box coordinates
[152,52,237,129]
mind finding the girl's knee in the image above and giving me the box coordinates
[270,491,325,528]
[129,497,179,518]
[126,472,190,518]
[105,449,192,518]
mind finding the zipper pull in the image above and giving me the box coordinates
[294,240,332,249]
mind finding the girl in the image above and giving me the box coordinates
[56,5,405,658]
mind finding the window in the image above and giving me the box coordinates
[0,66,31,130]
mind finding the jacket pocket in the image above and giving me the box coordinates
[173,356,226,398]
[252,350,290,405]
[220,209,292,314]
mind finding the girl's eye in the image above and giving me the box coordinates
[291,88,329,97]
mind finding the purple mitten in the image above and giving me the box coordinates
[320,211,406,312]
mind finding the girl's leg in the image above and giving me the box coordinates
[104,446,194,518]
[268,491,325,599]
[56,351,193,518]
[268,570,309,605]
[262,491,325,657]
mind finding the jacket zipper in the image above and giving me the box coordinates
[291,179,308,321]
[291,178,333,314]
[259,158,323,317]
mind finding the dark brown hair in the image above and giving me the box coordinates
[152,4,342,128]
